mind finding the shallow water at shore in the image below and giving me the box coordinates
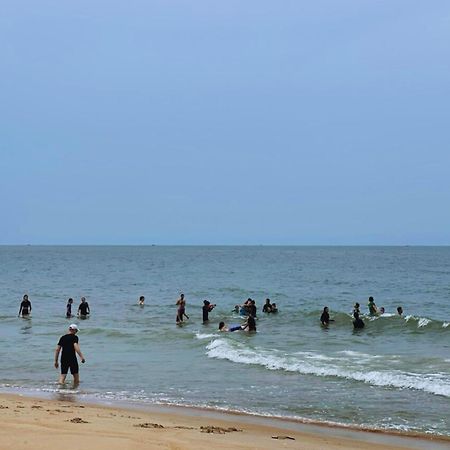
[1,246,449,435]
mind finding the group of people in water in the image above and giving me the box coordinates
[18,294,91,319]
[16,291,405,386]
[320,296,405,329]
[171,294,265,332]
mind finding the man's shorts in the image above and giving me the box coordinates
[61,359,79,375]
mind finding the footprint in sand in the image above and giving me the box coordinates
[68,417,89,423]
[134,423,164,429]
[199,426,242,434]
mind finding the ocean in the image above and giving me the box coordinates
[0,246,449,436]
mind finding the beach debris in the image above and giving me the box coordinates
[0,405,9,409]
[272,435,295,440]
[200,426,242,434]
[134,423,165,429]
[173,426,196,430]
[31,405,43,409]
[68,417,89,423]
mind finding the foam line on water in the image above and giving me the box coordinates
[206,339,450,398]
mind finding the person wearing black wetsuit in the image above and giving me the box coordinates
[18,294,32,317]
[54,324,85,384]
[78,297,90,317]
[202,300,215,323]
[262,298,272,313]
[249,300,257,318]
[320,306,330,325]
[66,298,73,318]
[243,315,256,332]
[353,311,365,329]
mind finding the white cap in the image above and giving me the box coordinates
[69,324,79,331]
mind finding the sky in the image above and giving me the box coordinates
[1,1,450,245]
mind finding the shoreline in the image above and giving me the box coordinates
[1,386,447,440]
[1,391,449,449]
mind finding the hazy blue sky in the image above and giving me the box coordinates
[1,1,449,244]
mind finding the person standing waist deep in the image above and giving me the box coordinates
[78,296,90,317]
[18,294,32,317]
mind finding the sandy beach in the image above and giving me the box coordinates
[0,393,448,450]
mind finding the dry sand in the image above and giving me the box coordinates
[0,393,448,450]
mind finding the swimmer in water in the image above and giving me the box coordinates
[176,294,189,324]
[202,300,216,323]
[320,306,334,326]
[249,299,257,318]
[397,306,403,316]
[262,298,272,313]
[270,303,278,313]
[353,311,365,329]
[218,322,242,332]
[379,307,385,314]
[66,298,74,318]
[242,315,257,332]
[18,294,32,317]
[368,296,378,316]
[353,302,360,315]
[77,297,90,318]
[138,296,145,306]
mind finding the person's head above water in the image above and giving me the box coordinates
[68,298,73,304]
[379,307,385,314]
[354,302,360,308]
[368,297,374,302]
[397,306,403,315]
[265,298,271,305]
[81,297,86,303]
[323,306,329,313]
[219,321,225,330]
[203,300,210,306]
[23,294,28,301]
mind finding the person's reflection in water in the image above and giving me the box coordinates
[20,318,32,335]
[54,391,78,402]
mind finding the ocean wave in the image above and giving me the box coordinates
[305,310,449,331]
[206,339,450,398]
[82,327,135,338]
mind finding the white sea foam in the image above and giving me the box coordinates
[443,322,449,328]
[418,318,431,327]
[195,332,218,340]
[206,339,450,398]
[405,315,434,328]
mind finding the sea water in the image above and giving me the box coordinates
[0,246,449,436]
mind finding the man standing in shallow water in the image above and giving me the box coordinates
[54,324,85,385]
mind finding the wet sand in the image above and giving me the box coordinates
[0,393,448,449]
